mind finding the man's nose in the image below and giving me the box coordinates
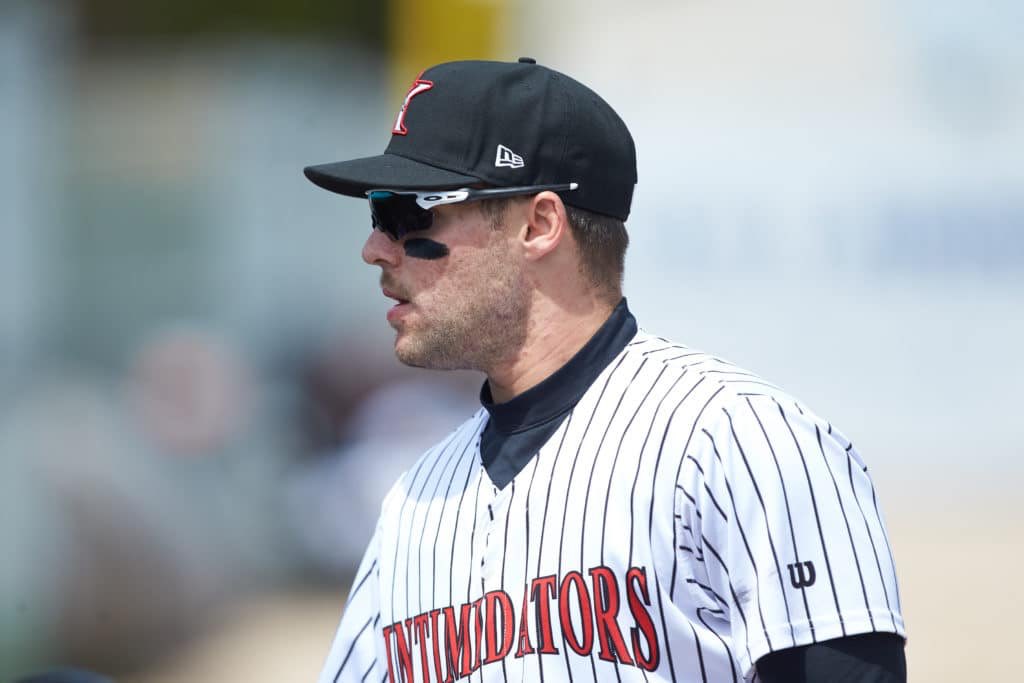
[362,228,402,267]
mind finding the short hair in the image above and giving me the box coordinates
[479,197,628,301]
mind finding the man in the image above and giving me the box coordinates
[304,58,906,682]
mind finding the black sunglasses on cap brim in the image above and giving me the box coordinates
[366,183,579,241]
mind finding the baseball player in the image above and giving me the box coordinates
[304,58,906,682]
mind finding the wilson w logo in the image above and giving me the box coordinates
[787,561,816,589]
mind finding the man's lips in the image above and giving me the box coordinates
[382,287,412,323]
[382,287,410,305]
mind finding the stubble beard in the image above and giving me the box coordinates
[394,252,529,373]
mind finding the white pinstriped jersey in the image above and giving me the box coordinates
[319,331,905,682]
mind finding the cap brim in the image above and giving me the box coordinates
[303,153,481,197]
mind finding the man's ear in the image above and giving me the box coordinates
[521,191,569,262]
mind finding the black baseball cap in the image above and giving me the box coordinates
[304,58,637,221]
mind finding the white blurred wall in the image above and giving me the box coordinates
[515,0,1023,476]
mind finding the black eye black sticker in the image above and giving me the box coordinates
[404,238,450,260]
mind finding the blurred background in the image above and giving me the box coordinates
[1,0,1021,680]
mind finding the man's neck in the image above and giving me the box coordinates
[485,297,616,404]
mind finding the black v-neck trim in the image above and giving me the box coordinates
[478,298,637,487]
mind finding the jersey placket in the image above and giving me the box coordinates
[478,480,517,682]
[476,479,513,585]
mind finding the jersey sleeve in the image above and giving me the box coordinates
[676,390,905,677]
[318,528,383,683]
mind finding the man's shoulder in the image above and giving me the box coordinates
[625,329,814,432]
[629,333,859,467]
[627,330,788,396]
[627,330,740,374]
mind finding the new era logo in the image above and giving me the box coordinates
[495,144,524,169]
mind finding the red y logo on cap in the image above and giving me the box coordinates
[392,78,434,136]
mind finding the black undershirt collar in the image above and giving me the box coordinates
[479,298,637,488]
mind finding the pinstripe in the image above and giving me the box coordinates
[498,478,515,682]
[698,533,751,643]
[696,607,738,683]
[700,369,761,378]
[815,424,869,632]
[724,405,797,645]
[745,397,814,638]
[667,386,726,602]
[465,468,485,604]
[662,351,705,363]
[518,455,542,680]
[627,370,688,566]
[772,397,844,633]
[689,621,708,683]
[556,352,630,679]
[576,355,647,680]
[648,375,714,681]
[499,481,515,586]
[870,478,902,628]
[333,616,373,682]
[871,485,903,612]
[429,428,479,607]
[602,365,669,561]
[582,356,647,569]
[447,422,485,604]
[388,450,434,627]
[406,433,463,616]
[688,577,729,610]
[533,412,575,683]
[686,578,728,607]
[347,559,377,606]
[847,447,897,630]
[640,343,688,357]
[701,427,766,662]
[720,379,783,391]
[679,456,729,522]
[678,545,704,562]
[676,485,699,509]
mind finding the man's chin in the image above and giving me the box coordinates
[395,348,429,369]
[393,336,431,369]
[394,336,466,371]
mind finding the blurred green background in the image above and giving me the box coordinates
[1,0,1021,680]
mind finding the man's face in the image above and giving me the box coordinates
[361,200,530,371]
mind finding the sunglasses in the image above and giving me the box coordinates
[366,183,579,241]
